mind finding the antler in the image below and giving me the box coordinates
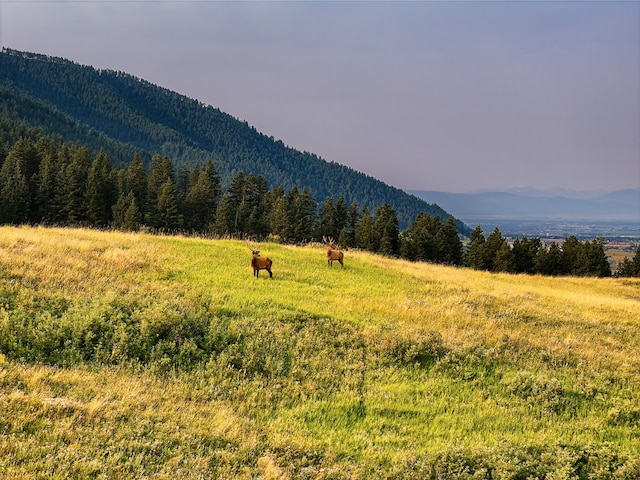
[322,236,335,246]
[245,240,259,253]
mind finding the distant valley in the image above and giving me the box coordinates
[409,188,640,239]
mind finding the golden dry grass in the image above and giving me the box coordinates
[1,226,639,478]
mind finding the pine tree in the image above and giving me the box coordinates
[400,228,418,261]
[268,187,290,241]
[57,146,90,224]
[401,213,435,262]
[512,236,541,274]
[436,216,462,265]
[156,179,182,230]
[111,192,129,229]
[494,242,515,273]
[373,203,400,256]
[146,155,175,226]
[616,247,640,277]
[291,188,317,243]
[112,191,141,231]
[320,196,337,239]
[86,149,116,227]
[213,194,235,236]
[577,238,611,277]
[335,196,348,240]
[631,246,640,276]
[36,147,58,223]
[463,225,486,270]
[484,227,506,272]
[176,162,193,196]
[562,236,581,275]
[0,149,31,224]
[123,193,142,231]
[345,202,360,248]
[239,174,269,237]
[423,215,442,262]
[536,242,564,275]
[43,144,74,224]
[202,160,221,205]
[356,206,374,251]
[183,165,219,231]
[125,153,147,214]
[227,171,246,234]
[3,138,41,223]
[337,227,350,249]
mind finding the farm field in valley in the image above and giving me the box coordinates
[0,226,639,478]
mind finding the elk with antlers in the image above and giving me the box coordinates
[246,241,273,278]
[323,236,344,268]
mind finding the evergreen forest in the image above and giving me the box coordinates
[0,133,630,277]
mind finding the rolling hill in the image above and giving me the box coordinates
[0,47,466,232]
[1,226,639,478]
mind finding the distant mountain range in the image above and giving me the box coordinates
[408,188,640,222]
[0,48,465,232]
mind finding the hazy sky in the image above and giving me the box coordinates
[1,1,638,193]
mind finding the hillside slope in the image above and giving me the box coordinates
[0,48,464,231]
[1,226,638,478]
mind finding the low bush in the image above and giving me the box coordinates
[377,328,446,367]
[504,371,569,414]
[397,443,640,480]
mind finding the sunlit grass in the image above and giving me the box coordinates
[1,226,639,478]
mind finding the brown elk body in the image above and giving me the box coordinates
[251,250,273,278]
[323,236,344,268]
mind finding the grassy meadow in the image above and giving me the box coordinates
[1,226,639,479]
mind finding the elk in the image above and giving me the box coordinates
[246,241,273,278]
[323,236,344,268]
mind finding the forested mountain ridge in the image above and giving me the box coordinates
[0,48,464,231]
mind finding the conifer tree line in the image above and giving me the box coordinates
[0,136,452,257]
[463,226,616,277]
[1,135,633,277]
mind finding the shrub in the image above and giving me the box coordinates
[396,443,640,480]
[505,371,569,414]
[606,399,640,427]
[378,329,446,367]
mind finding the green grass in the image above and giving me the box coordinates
[0,226,639,478]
